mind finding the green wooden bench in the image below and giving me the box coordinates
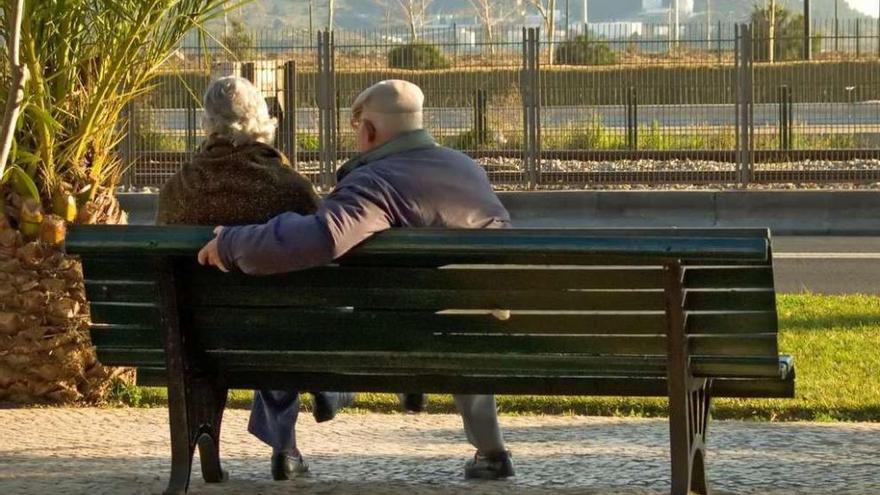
[66,226,794,495]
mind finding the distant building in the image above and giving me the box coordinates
[586,22,644,39]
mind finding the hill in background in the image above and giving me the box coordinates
[224,0,873,32]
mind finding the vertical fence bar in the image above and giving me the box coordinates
[282,60,298,169]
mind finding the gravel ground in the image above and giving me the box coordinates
[1,408,879,495]
[127,158,880,193]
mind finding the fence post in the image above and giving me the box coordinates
[736,24,754,186]
[804,0,812,61]
[520,28,530,188]
[856,20,861,58]
[282,60,298,169]
[317,30,337,191]
[474,88,488,146]
[520,27,541,189]
[240,62,256,83]
[626,86,638,150]
[120,103,134,191]
[778,85,792,151]
[185,95,197,159]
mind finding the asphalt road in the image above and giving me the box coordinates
[773,237,880,294]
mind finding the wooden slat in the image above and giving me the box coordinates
[684,266,774,288]
[686,311,778,335]
[684,289,776,311]
[690,334,778,356]
[91,325,161,349]
[96,348,165,367]
[192,308,668,336]
[113,351,787,380]
[78,256,155,282]
[88,302,160,326]
[85,281,157,303]
[135,369,793,399]
[187,287,666,311]
[182,265,667,291]
[195,331,669,355]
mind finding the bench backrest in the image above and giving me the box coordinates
[67,226,791,398]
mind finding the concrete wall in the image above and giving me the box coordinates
[119,190,880,235]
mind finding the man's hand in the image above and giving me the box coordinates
[198,226,229,272]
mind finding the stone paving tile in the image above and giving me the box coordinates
[0,408,878,495]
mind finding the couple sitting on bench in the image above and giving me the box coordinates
[156,77,514,481]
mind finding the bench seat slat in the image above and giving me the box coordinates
[108,351,790,380]
[685,289,776,311]
[684,266,774,288]
[89,302,159,326]
[180,265,669,290]
[85,281,156,303]
[186,287,668,311]
[132,367,794,398]
[89,309,781,352]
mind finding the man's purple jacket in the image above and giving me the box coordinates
[217,140,511,275]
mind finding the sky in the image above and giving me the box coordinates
[846,0,879,17]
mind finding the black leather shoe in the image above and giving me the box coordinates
[271,450,309,480]
[312,392,355,423]
[401,393,427,413]
[464,450,515,480]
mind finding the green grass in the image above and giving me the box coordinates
[109,294,880,422]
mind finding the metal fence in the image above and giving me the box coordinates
[122,19,880,190]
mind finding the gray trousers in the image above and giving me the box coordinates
[248,390,506,455]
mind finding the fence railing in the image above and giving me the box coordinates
[122,20,880,190]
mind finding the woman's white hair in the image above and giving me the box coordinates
[202,76,276,146]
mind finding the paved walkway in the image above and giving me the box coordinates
[0,408,878,495]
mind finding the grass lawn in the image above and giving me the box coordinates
[122,294,880,421]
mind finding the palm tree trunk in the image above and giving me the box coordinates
[0,0,30,179]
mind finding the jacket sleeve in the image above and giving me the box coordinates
[217,173,393,275]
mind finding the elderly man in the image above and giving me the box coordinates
[198,79,514,479]
[157,76,353,481]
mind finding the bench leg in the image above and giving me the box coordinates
[194,378,229,484]
[664,262,712,495]
[157,260,228,494]
[669,378,713,495]
[163,377,229,495]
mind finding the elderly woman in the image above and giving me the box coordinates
[157,76,353,481]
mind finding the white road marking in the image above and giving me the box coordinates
[775,252,880,259]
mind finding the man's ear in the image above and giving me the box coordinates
[364,120,377,143]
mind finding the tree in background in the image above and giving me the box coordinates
[528,0,558,62]
[554,33,618,65]
[751,2,822,61]
[222,19,255,60]
[384,0,435,41]
[468,0,522,55]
